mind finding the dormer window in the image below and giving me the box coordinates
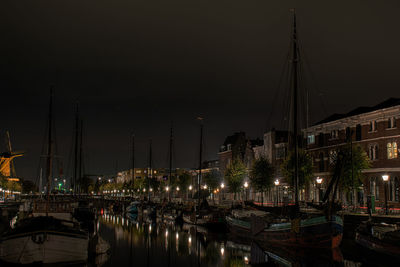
[227,144,232,151]
[307,134,315,145]
[388,117,396,129]
[369,121,377,132]
[330,130,339,139]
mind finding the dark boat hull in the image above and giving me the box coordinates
[227,215,343,249]
[355,232,400,258]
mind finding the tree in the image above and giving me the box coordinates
[281,149,313,189]
[203,169,221,191]
[250,157,274,206]
[178,172,191,193]
[224,158,247,200]
[203,169,221,202]
[333,144,370,192]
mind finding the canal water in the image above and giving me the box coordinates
[89,214,397,267]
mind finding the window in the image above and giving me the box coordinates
[356,124,362,141]
[369,144,379,160]
[388,117,396,129]
[227,144,232,151]
[329,150,337,165]
[330,130,339,139]
[136,170,141,174]
[319,152,324,172]
[387,142,398,159]
[307,134,315,145]
[369,121,377,132]
[276,147,286,159]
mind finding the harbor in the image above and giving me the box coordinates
[2,1,400,266]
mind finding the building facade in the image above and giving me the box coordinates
[303,98,400,208]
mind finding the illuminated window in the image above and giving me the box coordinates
[387,142,398,159]
[136,170,141,174]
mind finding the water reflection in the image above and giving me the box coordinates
[94,213,363,267]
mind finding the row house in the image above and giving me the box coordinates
[303,98,400,208]
[253,129,289,181]
[218,132,262,176]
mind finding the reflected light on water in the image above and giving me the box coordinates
[175,233,179,240]
[220,247,224,256]
[244,256,249,264]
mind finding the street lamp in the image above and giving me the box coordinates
[244,181,249,201]
[188,185,193,199]
[274,179,280,206]
[382,174,389,215]
[316,177,323,202]
[203,184,207,189]
[221,182,225,200]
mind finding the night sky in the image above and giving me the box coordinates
[1,1,399,182]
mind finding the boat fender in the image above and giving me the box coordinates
[31,233,46,244]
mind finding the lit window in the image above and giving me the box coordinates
[136,170,141,174]
[387,142,398,159]
[307,134,315,144]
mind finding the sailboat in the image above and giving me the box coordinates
[0,88,89,264]
[227,11,343,249]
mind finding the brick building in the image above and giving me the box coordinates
[218,132,262,176]
[303,98,400,208]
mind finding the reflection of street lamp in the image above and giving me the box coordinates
[382,174,389,215]
[274,179,280,206]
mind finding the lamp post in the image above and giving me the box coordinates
[244,182,249,201]
[382,174,389,215]
[189,185,193,199]
[221,182,225,200]
[274,179,280,206]
[316,177,323,203]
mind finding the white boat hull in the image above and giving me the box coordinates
[0,231,88,264]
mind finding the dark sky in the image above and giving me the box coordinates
[1,0,399,182]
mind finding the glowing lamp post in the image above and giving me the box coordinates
[244,182,249,201]
[221,182,225,200]
[382,174,389,215]
[274,179,280,206]
[316,177,323,202]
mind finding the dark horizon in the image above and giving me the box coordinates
[1,0,399,182]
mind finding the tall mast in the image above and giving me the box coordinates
[169,122,173,201]
[131,133,135,184]
[292,10,299,209]
[78,119,83,194]
[73,103,79,194]
[197,117,203,209]
[148,139,152,201]
[46,87,54,215]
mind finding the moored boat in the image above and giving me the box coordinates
[355,220,400,257]
[0,216,88,264]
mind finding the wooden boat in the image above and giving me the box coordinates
[0,216,88,264]
[0,89,89,264]
[238,11,344,250]
[227,211,343,249]
[355,220,400,257]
